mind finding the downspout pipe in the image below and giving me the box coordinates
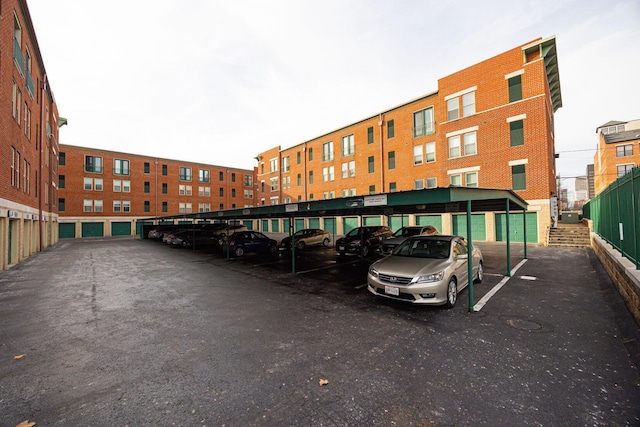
[38,75,47,251]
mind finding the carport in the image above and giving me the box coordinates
[140,187,529,311]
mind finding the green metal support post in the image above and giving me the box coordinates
[467,200,474,312]
[506,200,511,276]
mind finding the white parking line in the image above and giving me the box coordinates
[355,283,367,289]
[473,259,528,312]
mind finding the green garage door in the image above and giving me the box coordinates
[242,220,253,230]
[363,216,381,226]
[136,221,153,237]
[59,223,76,239]
[343,217,359,234]
[295,219,305,232]
[495,212,538,243]
[112,222,132,236]
[452,214,486,241]
[271,219,280,233]
[389,215,409,231]
[81,222,104,238]
[416,215,443,231]
[261,219,269,232]
[323,218,336,235]
[308,218,320,229]
[283,219,291,233]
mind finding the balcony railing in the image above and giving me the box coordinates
[13,38,25,77]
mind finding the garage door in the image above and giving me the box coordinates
[389,215,409,231]
[261,219,269,232]
[271,219,280,233]
[59,223,76,239]
[242,220,253,230]
[323,218,336,235]
[81,222,104,238]
[283,219,291,233]
[363,216,381,226]
[495,212,538,243]
[295,219,305,232]
[452,214,486,241]
[308,218,320,229]
[416,215,443,231]
[112,222,132,237]
[343,217,359,234]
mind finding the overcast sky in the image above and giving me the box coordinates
[27,0,640,192]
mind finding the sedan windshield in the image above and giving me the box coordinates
[393,239,450,259]
[393,227,422,237]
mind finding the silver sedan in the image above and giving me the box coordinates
[367,235,483,308]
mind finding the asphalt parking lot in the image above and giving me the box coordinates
[1,237,639,426]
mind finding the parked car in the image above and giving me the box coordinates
[213,224,249,246]
[170,229,203,248]
[280,228,331,251]
[367,235,483,308]
[148,227,168,240]
[381,225,439,254]
[335,225,393,257]
[180,228,220,249]
[222,231,278,257]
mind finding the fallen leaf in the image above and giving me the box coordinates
[319,379,329,386]
[15,421,36,427]
[13,354,26,360]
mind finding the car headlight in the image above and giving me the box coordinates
[411,271,445,284]
[369,266,379,278]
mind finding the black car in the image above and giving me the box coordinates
[335,225,393,257]
[222,231,278,257]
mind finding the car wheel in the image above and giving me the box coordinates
[322,238,330,247]
[296,241,306,250]
[234,247,244,257]
[474,261,484,283]
[444,278,457,309]
[361,245,370,257]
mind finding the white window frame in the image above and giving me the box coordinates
[270,157,279,172]
[414,179,425,190]
[323,141,334,161]
[83,199,93,212]
[94,200,103,213]
[113,200,122,212]
[270,177,279,192]
[342,134,355,156]
[94,178,103,191]
[84,177,93,191]
[413,145,423,165]
[425,142,436,163]
[282,156,290,172]
[113,179,122,192]
[426,177,437,188]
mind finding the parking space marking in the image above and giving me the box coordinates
[354,283,367,289]
[473,259,528,312]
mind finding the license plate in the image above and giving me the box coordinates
[385,285,399,296]
[338,246,345,251]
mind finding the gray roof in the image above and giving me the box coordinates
[603,129,640,144]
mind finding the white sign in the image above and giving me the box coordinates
[285,204,299,212]
[364,195,387,207]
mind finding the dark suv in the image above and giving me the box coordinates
[335,225,393,257]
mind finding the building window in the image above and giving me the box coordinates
[231,188,236,197]
[113,200,121,212]
[144,162,150,173]
[270,158,278,172]
[58,198,65,212]
[199,186,210,197]
[162,202,168,212]
[244,175,253,187]
[231,173,236,182]
[84,200,93,212]
[282,176,290,190]
[260,163,265,174]
[219,187,224,197]
[123,180,131,192]
[84,177,93,191]
[367,127,374,144]
[308,147,313,161]
[114,159,130,175]
[342,134,355,156]
[426,177,437,188]
[94,200,103,213]
[144,182,150,193]
[199,169,210,183]
[59,152,66,166]
[388,151,396,170]
[219,171,224,181]
[144,201,150,213]
[389,182,396,192]
[322,166,334,182]
[162,183,168,194]
[617,164,634,177]
[450,174,462,187]
[602,125,625,134]
[85,155,103,173]
[199,203,211,213]
[12,81,22,122]
[244,189,254,199]
[297,151,301,164]
[270,177,279,191]
[113,179,121,192]
[465,172,478,187]
[184,202,192,213]
[413,107,434,137]
[297,173,302,186]
[270,197,279,205]
[413,145,423,165]
[447,91,475,121]
[94,178,103,191]
[388,120,395,138]
[342,161,355,178]
[322,141,334,161]
[282,156,290,172]
[162,164,168,176]
[309,170,314,184]
[368,156,375,173]
[616,144,633,157]
[426,142,436,163]
[414,179,425,190]
[179,167,192,181]
[510,120,524,147]
[369,185,375,195]
[508,75,522,102]
[512,164,526,190]
[447,98,459,121]
[59,175,65,189]
[448,131,477,158]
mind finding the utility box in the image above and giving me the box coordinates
[561,212,580,224]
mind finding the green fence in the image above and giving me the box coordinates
[584,167,640,269]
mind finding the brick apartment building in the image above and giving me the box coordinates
[57,145,256,238]
[255,36,562,243]
[593,119,640,194]
[0,0,63,271]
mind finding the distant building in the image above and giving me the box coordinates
[593,119,640,194]
[586,164,595,199]
[574,176,588,202]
